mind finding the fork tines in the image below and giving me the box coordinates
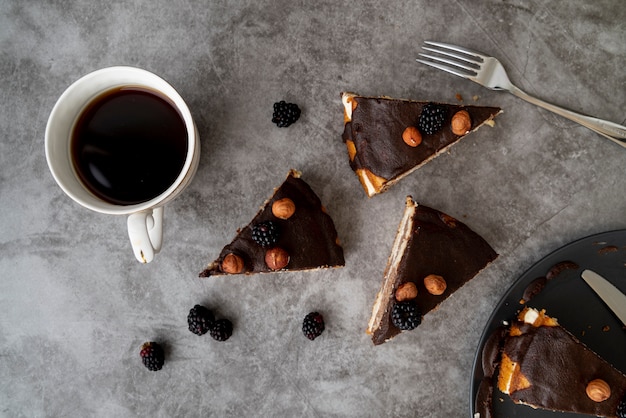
[417,41,485,78]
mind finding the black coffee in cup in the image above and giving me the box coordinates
[71,86,188,205]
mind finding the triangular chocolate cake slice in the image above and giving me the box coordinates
[367,196,497,345]
[199,170,345,277]
[498,307,626,417]
[341,92,501,197]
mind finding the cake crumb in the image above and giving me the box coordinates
[455,93,463,102]
[603,325,610,332]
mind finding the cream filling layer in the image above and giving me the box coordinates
[367,197,417,336]
[341,92,356,122]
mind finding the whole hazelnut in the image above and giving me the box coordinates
[395,282,418,301]
[265,247,290,270]
[402,126,422,147]
[221,253,245,274]
[272,198,296,220]
[451,110,472,135]
[586,379,611,402]
[424,274,447,295]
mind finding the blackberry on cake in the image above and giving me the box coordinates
[391,300,421,331]
[272,100,301,127]
[210,318,233,341]
[417,103,447,134]
[140,342,165,371]
[251,221,280,248]
[187,304,215,336]
[302,311,325,340]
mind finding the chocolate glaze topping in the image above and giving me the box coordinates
[545,260,579,280]
[504,322,626,417]
[199,170,345,277]
[475,326,507,418]
[475,378,494,418]
[521,276,547,303]
[370,199,497,345]
[482,326,506,378]
[342,95,501,188]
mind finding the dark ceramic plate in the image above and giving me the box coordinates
[470,230,626,418]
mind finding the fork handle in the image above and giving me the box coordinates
[509,85,626,148]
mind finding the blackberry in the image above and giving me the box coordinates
[391,300,422,331]
[210,318,233,341]
[140,342,164,371]
[187,304,215,336]
[418,103,447,135]
[617,394,626,418]
[251,221,280,247]
[272,101,301,127]
[302,312,325,340]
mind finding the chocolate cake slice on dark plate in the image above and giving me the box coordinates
[497,307,626,417]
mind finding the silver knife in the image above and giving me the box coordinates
[581,269,626,326]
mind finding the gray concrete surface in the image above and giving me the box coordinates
[1,1,625,416]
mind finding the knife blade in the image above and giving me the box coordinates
[581,269,626,326]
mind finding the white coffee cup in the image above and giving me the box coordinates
[45,66,200,263]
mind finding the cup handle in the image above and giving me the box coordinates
[127,207,164,263]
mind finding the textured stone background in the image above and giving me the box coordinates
[1,1,625,416]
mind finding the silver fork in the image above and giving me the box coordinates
[417,41,626,148]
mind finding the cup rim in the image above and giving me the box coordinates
[45,66,198,216]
